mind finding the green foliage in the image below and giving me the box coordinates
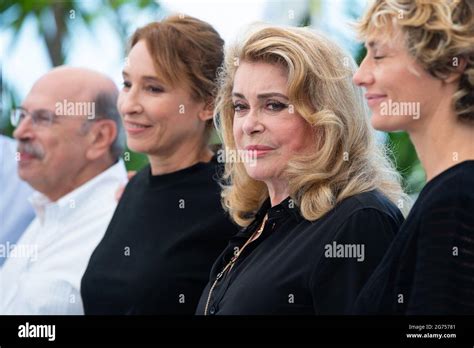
[123,148,149,171]
[387,132,425,194]
[355,44,367,67]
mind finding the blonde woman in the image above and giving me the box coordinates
[353,0,474,314]
[196,25,407,315]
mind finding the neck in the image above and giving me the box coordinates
[265,178,290,207]
[409,106,474,182]
[148,138,213,176]
[45,157,115,202]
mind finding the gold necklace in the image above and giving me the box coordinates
[204,214,268,315]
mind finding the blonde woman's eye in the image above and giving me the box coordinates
[122,81,131,89]
[233,103,247,112]
[267,101,288,111]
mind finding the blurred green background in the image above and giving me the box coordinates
[1,0,425,194]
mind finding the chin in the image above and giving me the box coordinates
[243,163,272,182]
[370,114,406,132]
[17,168,29,181]
[126,140,149,155]
[18,168,37,187]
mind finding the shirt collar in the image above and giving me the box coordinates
[268,196,303,223]
[28,160,126,223]
[241,196,304,234]
[223,196,304,265]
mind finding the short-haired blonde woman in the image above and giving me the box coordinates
[196,25,407,315]
[81,15,238,315]
[353,0,474,314]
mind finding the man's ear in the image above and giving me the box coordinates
[444,56,467,83]
[85,120,117,161]
[197,100,214,122]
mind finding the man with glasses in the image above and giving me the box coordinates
[0,66,127,314]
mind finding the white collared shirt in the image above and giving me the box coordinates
[0,160,127,314]
[0,136,35,267]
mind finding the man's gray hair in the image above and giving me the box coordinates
[81,91,125,161]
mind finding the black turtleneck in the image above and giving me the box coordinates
[353,161,474,315]
[81,156,238,314]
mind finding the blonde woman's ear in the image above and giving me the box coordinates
[444,56,468,83]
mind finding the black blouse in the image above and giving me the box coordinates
[81,156,238,314]
[195,189,404,315]
[353,160,474,315]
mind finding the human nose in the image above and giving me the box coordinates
[118,88,143,116]
[353,56,374,87]
[241,107,264,136]
[13,112,35,142]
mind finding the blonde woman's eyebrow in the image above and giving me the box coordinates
[232,92,288,100]
[365,41,378,49]
[232,92,246,99]
[366,40,395,53]
[257,93,289,100]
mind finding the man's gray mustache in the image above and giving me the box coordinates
[17,142,45,159]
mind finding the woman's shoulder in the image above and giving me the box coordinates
[123,164,150,188]
[299,189,404,247]
[332,189,404,226]
[415,160,474,213]
[116,165,152,203]
[306,190,404,247]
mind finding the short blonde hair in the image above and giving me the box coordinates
[215,25,408,227]
[356,0,474,122]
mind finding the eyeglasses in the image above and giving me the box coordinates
[10,108,57,128]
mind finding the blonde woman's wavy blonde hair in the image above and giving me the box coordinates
[215,24,408,227]
[356,0,474,122]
